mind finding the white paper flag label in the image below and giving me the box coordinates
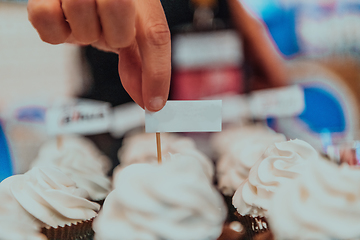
[249,85,305,118]
[46,100,111,135]
[145,100,222,133]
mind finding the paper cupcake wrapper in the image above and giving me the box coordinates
[234,212,269,239]
[217,221,245,240]
[253,231,274,240]
[41,218,94,240]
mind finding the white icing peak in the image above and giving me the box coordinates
[31,135,111,200]
[216,126,286,195]
[115,132,214,182]
[94,157,226,240]
[233,139,319,217]
[5,166,99,228]
[269,159,360,240]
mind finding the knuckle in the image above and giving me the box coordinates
[145,23,170,47]
[28,1,55,24]
[100,0,132,9]
[63,0,93,9]
[28,6,69,44]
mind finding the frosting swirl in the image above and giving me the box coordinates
[94,156,226,240]
[233,139,319,217]
[217,131,286,196]
[31,135,112,200]
[7,166,99,228]
[0,218,46,240]
[268,159,360,239]
[211,124,281,156]
[0,176,46,240]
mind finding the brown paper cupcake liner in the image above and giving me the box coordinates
[252,231,274,240]
[41,218,94,240]
[217,221,246,240]
[234,211,269,239]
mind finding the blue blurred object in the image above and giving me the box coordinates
[267,81,353,152]
[262,4,299,56]
[267,85,346,134]
[16,106,46,123]
[243,0,300,57]
[0,123,13,182]
[299,87,346,133]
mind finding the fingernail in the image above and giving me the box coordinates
[148,97,165,112]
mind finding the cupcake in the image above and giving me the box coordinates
[115,132,214,181]
[268,157,360,239]
[212,124,286,222]
[216,131,286,196]
[232,139,319,238]
[93,155,226,240]
[0,166,100,240]
[31,135,112,203]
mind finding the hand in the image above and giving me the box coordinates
[227,0,288,91]
[27,0,171,112]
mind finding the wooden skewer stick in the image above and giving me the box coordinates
[56,135,63,150]
[156,132,162,164]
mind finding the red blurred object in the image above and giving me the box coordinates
[339,148,359,166]
[172,66,243,100]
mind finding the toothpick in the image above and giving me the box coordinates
[156,132,162,164]
[56,135,63,150]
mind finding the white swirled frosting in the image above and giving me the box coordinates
[116,132,214,181]
[0,176,46,240]
[31,135,111,200]
[233,139,319,217]
[217,128,286,196]
[94,156,226,240]
[211,124,282,155]
[0,218,46,240]
[268,159,360,240]
[0,167,99,228]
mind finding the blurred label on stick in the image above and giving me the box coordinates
[46,99,111,135]
[171,30,243,100]
[249,85,305,119]
[145,100,222,133]
[109,103,145,138]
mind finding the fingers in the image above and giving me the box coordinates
[97,0,136,48]
[61,0,101,44]
[119,42,144,108]
[28,0,71,44]
[29,0,136,48]
[227,0,288,89]
[135,0,171,112]
[28,0,169,112]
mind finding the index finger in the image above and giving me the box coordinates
[135,0,171,112]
